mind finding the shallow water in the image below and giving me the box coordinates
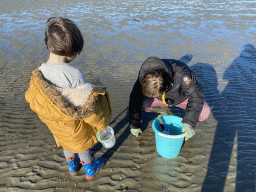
[0,0,255,191]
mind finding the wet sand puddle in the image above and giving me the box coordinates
[0,0,255,191]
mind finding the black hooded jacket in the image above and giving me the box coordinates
[129,56,204,128]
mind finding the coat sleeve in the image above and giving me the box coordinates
[83,90,112,131]
[181,75,204,128]
[129,79,144,128]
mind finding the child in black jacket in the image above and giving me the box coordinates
[129,56,210,141]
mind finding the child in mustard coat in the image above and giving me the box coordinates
[25,17,112,180]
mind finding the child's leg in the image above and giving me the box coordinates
[176,99,211,121]
[63,149,81,175]
[63,148,93,162]
[142,96,168,112]
[63,149,76,159]
[78,149,93,163]
[79,148,104,180]
[142,96,210,121]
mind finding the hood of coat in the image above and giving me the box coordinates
[138,56,173,83]
[29,69,100,121]
[55,83,95,108]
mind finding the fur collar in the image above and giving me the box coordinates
[32,69,99,120]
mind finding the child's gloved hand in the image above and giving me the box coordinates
[182,123,195,141]
[130,125,142,138]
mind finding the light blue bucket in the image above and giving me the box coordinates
[152,115,187,159]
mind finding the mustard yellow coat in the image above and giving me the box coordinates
[25,69,112,153]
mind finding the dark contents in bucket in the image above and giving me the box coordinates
[158,123,182,135]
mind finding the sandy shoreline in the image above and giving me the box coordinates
[0,0,256,191]
[0,58,240,191]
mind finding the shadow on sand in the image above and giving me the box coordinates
[91,107,156,162]
[190,44,256,191]
[93,47,256,191]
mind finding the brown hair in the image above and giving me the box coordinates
[45,17,84,57]
[141,69,172,97]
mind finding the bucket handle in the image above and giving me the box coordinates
[97,130,102,143]
[158,131,187,138]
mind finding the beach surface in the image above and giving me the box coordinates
[0,0,255,191]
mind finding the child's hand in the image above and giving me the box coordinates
[130,125,142,138]
[182,123,195,141]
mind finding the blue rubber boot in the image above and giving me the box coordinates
[81,156,105,180]
[66,154,81,175]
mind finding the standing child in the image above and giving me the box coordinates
[25,17,112,180]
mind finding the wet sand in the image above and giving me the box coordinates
[0,0,255,191]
